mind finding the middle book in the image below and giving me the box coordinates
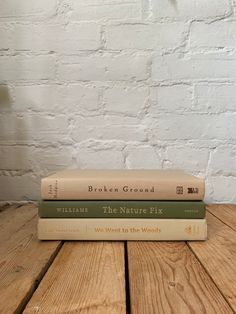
[39,200,205,219]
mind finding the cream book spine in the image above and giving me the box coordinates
[38,218,207,241]
[41,170,205,200]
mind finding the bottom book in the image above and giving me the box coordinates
[38,218,207,241]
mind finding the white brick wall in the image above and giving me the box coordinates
[0,0,57,20]
[152,52,236,81]
[190,21,236,49]
[145,0,232,20]
[0,0,235,203]
[104,86,148,115]
[7,23,101,52]
[0,55,56,81]
[71,0,142,21]
[58,54,149,81]
[105,22,185,50]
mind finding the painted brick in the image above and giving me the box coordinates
[0,175,40,201]
[0,114,69,144]
[77,149,124,168]
[126,145,162,168]
[0,24,11,49]
[210,147,236,175]
[12,84,99,113]
[12,85,61,112]
[0,56,55,81]
[190,21,236,49]
[65,23,101,51]
[210,176,236,203]
[106,22,185,50]
[0,145,74,172]
[149,114,236,141]
[104,86,148,115]
[71,0,141,21]
[165,146,209,172]
[32,147,76,172]
[62,84,100,113]
[58,54,149,81]
[71,116,147,142]
[149,85,192,113]
[0,0,235,203]
[0,146,33,170]
[146,0,231,20]
[152,52,236,81]
[194,84,236,113]
[0,0,57,19]
[10,23,101,52]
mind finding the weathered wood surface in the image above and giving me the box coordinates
[189,210,236,312]
[207,204,236,231]
[1,203,236,313]
[127,241,232,314]
[0,204,62,314]
[24,242,126,314]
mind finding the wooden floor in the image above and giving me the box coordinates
[0,204,236,314]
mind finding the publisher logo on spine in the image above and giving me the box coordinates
[187,187,199,194]
[176,186,183,194]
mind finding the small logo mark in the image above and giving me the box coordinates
[188,187,199,194]
[176,186,183,194]
[185,225,199,235]
[185,225,192,235]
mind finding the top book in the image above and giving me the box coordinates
[41,169,205,201]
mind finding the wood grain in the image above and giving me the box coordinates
[127,241,232,314]
[24,242,126,314]
[207,204,236,231]
[189,211,236,312]
[0,204,62,314]
[0,203,37,242]
[1,203,236,313]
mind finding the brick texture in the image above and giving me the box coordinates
[0,0,235,202]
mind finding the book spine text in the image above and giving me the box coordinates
[39,201,205,219]
[38,218,207,241]
[41,178,204,200]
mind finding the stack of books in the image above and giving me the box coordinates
[38,169,207,241]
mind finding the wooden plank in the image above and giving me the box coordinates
[128,241,233,314]
[0,204,62,314]
[24,242,126,314]
[188,211,236,312]
[207,204,236,231]
[0,203,37,242]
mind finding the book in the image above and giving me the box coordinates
[38,200,205,219]
[38,218,207,241]
[41,169,205,200]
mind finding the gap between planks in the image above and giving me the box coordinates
[187,206,236,313]
[124,241,131,314]
[23,241,126,314]
[127,205,236,314]
[0,204,63,314]
[2,203,236,314]
[206,204,236,233]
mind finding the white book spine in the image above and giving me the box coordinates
[38,218,207,241]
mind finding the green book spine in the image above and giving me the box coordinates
[39,200,205,219]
